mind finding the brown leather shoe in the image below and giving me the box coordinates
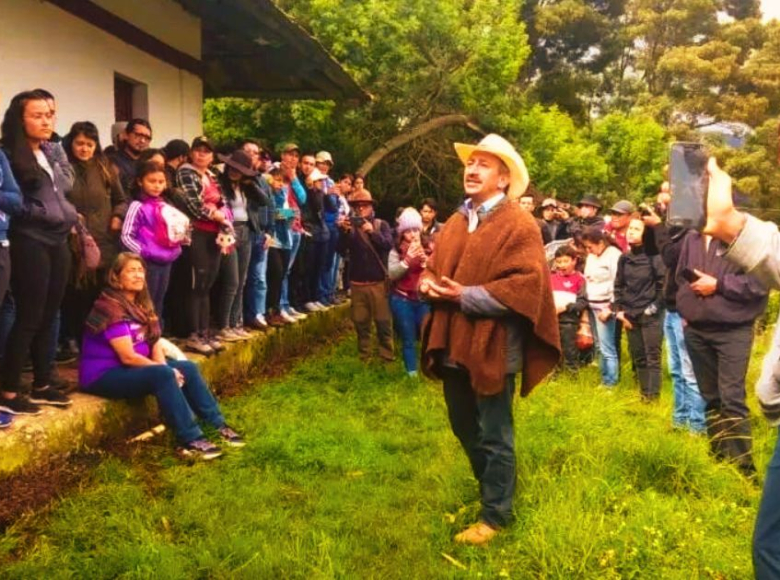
[454,522,498,545]
[266,313,288,327]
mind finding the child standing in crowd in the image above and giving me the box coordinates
[388,207,430,376]
[550,245,588,370]
[176,136,233,355]
[121,161,188,320]
[613,218,665,401]
[582,227,622,388]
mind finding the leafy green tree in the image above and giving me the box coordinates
[503,104,610,200]
[591,112,668,200]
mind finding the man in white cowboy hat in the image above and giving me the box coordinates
[419,133,561,545]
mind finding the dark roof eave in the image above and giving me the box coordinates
[178,0,370,103]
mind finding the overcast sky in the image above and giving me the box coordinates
[762,0,780,21]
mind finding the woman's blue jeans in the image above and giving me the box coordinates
[390,294,429,373]
[280,231,302,311]
[244,232,269,321]
[83,360,225,444]
[320,224,339,303]
[591,309,619,386]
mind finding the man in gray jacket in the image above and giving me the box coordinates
[703,157,780,580]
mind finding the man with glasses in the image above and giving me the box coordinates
[109,118,153,194]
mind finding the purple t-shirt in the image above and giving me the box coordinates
[79,321,151,387]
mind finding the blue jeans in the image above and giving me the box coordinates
[755,427,780,579]
[280,231,302,311]
[244,232,269,320]
[591,309,619,386]
[390,294,429,373]
[443,368,517,528]
[146,262,172,320]
[664,310,706,432]
[83,359,225,444]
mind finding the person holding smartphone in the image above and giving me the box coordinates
[336,190,394,361]
[674,168,768,478]
[703,157,780,579]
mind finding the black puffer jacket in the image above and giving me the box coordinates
[613,246,665,322]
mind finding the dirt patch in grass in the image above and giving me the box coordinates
[215,318,353,398]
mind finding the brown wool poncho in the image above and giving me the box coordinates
[421,200,561,396]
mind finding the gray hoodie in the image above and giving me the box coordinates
[724,214,780,425]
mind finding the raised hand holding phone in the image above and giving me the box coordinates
[668,142,708,231]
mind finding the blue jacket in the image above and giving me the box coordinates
[0,150,23,243]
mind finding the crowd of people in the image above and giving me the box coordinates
[525,184,766,478]
[0,89,455,458]
[2,88,780,568]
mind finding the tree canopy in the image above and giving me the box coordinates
[204,0,780,217]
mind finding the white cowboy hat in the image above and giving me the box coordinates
[453,133,530,200]
[308,168,328,182]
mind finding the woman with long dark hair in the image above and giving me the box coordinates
[80,253,244,460]
[0,90,79,415]
[61,121,128,349]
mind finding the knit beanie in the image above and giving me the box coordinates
[396,207,423,234]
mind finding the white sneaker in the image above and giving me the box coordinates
[248,315,268,330]
[287,308,307,320]
[279,310,297,324]
[304,302,320,313]
[314,301,330,310]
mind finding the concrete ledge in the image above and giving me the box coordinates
[0,304,350,475]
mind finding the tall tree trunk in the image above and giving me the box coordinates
[357,114,484,176]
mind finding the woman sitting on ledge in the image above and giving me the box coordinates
[79,252,244,460]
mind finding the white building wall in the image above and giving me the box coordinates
[0,0,203,147]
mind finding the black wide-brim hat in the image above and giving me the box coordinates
[577,194,602,209]
[218,150,258,177]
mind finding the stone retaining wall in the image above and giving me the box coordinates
[0,305,350,474]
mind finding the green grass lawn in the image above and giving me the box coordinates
[0,333,774,579]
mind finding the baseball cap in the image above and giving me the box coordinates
[541,198,557,208]
[191,136,213,151]
[610,200,636,215]
[280,142,300,154]
[315,151,334,165]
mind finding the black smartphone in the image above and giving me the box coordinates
[668,142,709,230]
[350,216,365,228]
[681,268,700,283]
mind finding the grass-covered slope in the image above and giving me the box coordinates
[0,333,773,579]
